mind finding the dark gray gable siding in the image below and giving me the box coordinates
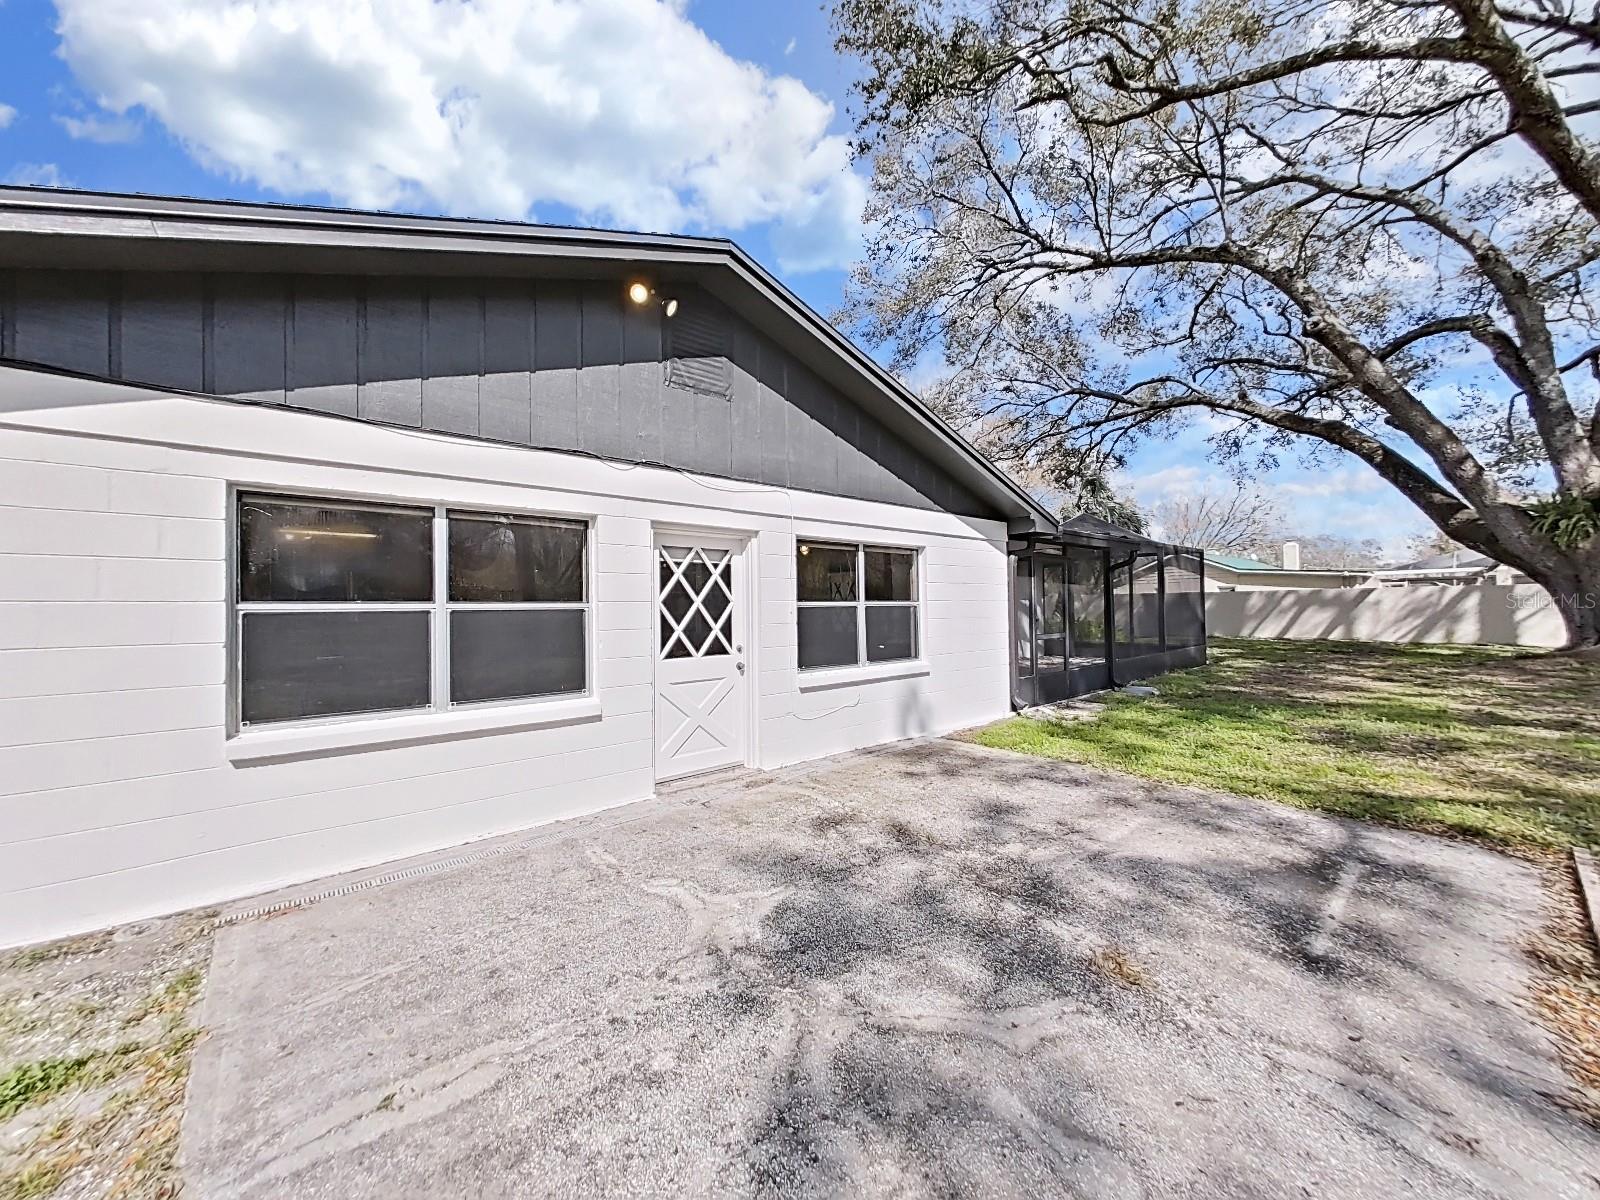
[0,269,996,518]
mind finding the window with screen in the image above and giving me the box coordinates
[448,512,588,704]
[237,496,434,725]
[796,541,920,670]
[235,493,589,728]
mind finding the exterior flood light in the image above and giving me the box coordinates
[626,281,679,317]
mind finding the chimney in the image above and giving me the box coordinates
[1280,540,1301,571]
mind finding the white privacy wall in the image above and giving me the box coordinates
[1207,584,1566,648]
[0,371,1010,947]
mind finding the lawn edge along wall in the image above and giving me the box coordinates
[0,186,1200,947]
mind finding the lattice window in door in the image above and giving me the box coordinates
[659,546,733,659]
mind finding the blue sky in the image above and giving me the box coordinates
[0,0,1431,556]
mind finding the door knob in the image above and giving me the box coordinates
[736,661,746,674]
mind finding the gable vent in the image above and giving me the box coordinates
[664,306,732,398]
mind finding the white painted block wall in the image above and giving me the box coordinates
[0,370,1011,947]
[1206,583,1566,647]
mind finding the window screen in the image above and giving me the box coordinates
[1163,551,1206,648]
[866,605,917,663]
[235,493,591,728]
[1014,556,1034,678]
[797,543,858,602]
[796,542,920,670]
[1133,553,1163,649]
[865,549,917,602]
[798,606,859,670]
[241,610,431,724]
[446,510,589,706]
[1038,559,1066,673]
[236,494,434,727]
[450,609,587,703]
[1068,549,1106,663]
[448,514,585,603]
[1110,558,1136,651]
[238,496,432,602]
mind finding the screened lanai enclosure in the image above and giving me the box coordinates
[1010,515,1207,708]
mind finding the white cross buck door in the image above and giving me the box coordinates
[653,538,748,781]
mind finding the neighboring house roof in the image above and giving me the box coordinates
[0,186,1058,533]
[1203,552,1369,582]
[1383,551,1496,573]
[1206,552,1279,572]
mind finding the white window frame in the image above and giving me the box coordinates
[230,488,594,736]
[795,541,922,671]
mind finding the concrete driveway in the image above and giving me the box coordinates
[183,739,1598,1199]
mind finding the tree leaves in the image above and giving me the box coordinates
[833,0,1600,638]
[1530,493,1600,549]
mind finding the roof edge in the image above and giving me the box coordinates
[0,186,1056,530]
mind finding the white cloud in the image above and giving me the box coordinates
[1121,458,1426,557]
[1270,466,1387,500]
[53,0,867,271]
[784,37,796,56]
[4,163,69,187]
[1120,463,1222,506]
[769,169,868,274]
[56,112,141,144]
[0,104,16,130]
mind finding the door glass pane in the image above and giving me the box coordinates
[660,549,695,657]
[866,605,917,663]
[798,606,858,669]
[701,558,732,655]
[865,549,916,601]
[659,547,733,659]
[797,543,857,602]
[238,495,432,602]
[241,610,431,724]
[449,513,586,602]
[450,609,586,703]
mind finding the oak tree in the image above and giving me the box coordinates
[834,0,1600,645]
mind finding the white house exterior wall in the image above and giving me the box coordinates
[0,370,1010,948]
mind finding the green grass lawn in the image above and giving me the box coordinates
[967,638,1600,855]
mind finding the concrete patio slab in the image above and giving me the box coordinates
[182,739,1598,1199]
